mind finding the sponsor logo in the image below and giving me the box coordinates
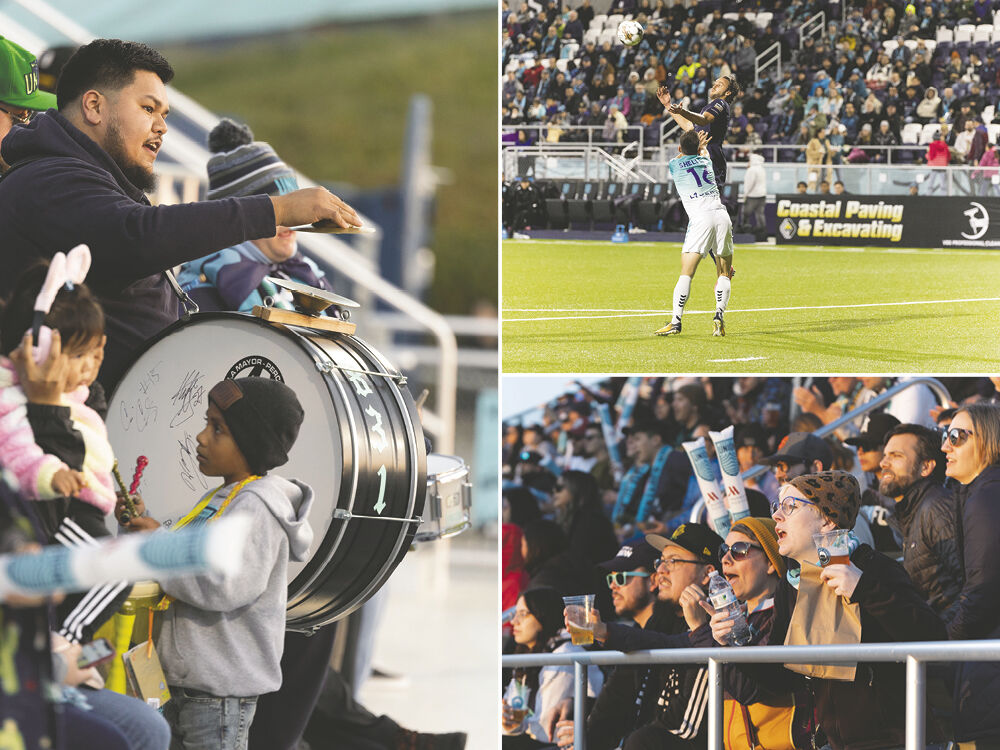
[227,356,283,381]
[779,218,796,239]
[961,202,989,240]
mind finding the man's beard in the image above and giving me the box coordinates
[104,117,157,193]
[879,469,917,498]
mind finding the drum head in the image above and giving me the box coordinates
[107,312,426,630]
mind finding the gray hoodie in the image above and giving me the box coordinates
[157,475,314,696]
[743,153,767,198]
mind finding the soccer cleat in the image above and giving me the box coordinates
[713,316,725,337]
[654,321,682,336]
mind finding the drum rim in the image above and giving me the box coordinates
[426,454,470,486]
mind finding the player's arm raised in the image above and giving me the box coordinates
[658,85,695,132]
[697,130,711,157]
[668,101,714,128]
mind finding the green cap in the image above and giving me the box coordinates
[0,37,57,110]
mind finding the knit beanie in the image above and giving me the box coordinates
[730,517,786,578]
[208,378,304,475]
[205,119,299,199]
[788,470,860,530]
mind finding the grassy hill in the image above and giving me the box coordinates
[163,11,495,315]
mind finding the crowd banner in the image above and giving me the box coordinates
[774,195,1000,248]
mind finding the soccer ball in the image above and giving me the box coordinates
[617,20,644,47]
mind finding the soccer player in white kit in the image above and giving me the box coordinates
[654,129,734,337]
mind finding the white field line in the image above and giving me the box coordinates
[706,357,768,363]
[504,240,1000,256]
[501,296,1000,323]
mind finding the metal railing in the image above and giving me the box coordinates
[502,640,1000,750]
[502,124,647,153]
[690,377,952,519]
[755,41,782,86]
[799,10,826,49]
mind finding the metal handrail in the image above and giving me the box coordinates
[754,41,782,87]
[502,640,1000,750]
[799,10,826,49]
[689,377,951,521]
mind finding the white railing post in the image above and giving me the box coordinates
[905,655,926,750]
[574,661,588,750]
[707,658,724,750]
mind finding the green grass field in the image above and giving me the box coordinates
[502,240,1000,372]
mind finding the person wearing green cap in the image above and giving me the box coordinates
[0,36,57,170]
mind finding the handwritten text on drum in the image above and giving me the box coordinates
[170,370,206,428]
[178,431,208,492]
[349,372,389,516]
[120,364,162,433]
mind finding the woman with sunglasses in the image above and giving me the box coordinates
[707,471,946,750]
[503,587,604,748]
[552,470,618,572]
[941,404,1000,744]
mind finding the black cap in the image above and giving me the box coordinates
[844,412,901,451]
[598,541,662,572]
[647,523,722,570]
[763,432,832,470]
[208,378,304,475]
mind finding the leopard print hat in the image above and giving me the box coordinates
[788,470,861,530]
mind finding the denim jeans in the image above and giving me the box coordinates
[76,687,171,750]
[164,686,258,750]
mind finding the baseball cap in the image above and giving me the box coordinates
[647,523,722,570]
[598,541,661,572]
[0,37,57,110]
[763,432,833,469]
[844,412,900,451]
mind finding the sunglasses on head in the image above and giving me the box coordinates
[605,571,650,587]
[719,541,763,560]
[941,426,974,448]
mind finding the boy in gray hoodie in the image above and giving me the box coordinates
[119,376,313,750]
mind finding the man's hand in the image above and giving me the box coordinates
[668,101,685,114]
[52,469,85,497]
[793,385,825,414]
[546,697,574,745]
[554,718,577,749]
[656,85,671,108]
[564,605,606,644]
[270,187,361,230]
[820,562,862,599]
[10,330,69,405]
[115,492,160,531]
[679,583,710,630]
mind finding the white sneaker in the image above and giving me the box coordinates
[512,232,530,240]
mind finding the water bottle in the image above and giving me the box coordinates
[707,570,751,646]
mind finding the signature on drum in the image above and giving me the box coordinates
[170,370,206,429]
[178,431,208,491]
[120,398,158,433]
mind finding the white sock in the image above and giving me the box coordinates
[672,275,692,324]
[715,275,731,316]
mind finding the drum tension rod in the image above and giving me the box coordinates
[333,508,423,524]
[314,361,407,386]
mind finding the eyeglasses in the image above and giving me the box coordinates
[769,494,818,518]
[0,105,34,125]
[511,610,533,623]
[942,427,974,448]
[655,557,703,571]
[606,571,651,587]
[719,541,763,560]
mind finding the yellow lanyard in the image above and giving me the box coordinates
[152,475,259,611]
[173,475,260,530]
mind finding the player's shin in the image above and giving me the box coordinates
[714,275,731,314]
[673,275,692,323]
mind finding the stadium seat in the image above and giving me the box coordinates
[936,28,953,43]
[723,12,739,20]
[555,58,569,72]
[958,23,976,33]
[566,181,597,229]
[756,11,773,27]
[901,123,922,144]
[607,14,623,30]
[903,40,918,50]
[599,28,617,46]
[983,104,995,124]
[560,43,579,60]
[591,182,620,226]
[637,183,671,230]
[590,14,606,30]
[883,40,898,55]
[925,40,937,54]
[974,28,992,43]
[583,28,600,45]
[954,29,972,42]
[988,123,1000,144]
[614,182,646,224]
[920,122,941,144]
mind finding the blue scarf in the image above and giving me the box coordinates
[636,445,672,522]
[612,464,650,524]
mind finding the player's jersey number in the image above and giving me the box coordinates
[685,166,714,187]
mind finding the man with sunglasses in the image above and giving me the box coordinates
[0,37,54,171]
[553,524,723,750]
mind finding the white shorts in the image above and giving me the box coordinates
[681,207,734,258]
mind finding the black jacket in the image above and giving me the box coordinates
[586,603,708,748]
[891,477,963,620]
[947,465,1000,742]
[0,111,275,389]
[730,545,946,750]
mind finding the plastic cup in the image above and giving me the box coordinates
[503,676,530,724]
[813,529,851,566]
[562,594,595,645]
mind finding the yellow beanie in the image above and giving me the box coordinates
[731,517,786,578]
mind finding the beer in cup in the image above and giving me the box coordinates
[563,594,595,645]
[813,529,851,566]
[503,676,530,724]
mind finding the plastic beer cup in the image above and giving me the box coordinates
[562,594,595,645]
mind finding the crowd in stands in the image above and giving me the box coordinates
[502,375,1000,747]
[501,0,1000,174]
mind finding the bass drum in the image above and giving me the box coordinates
[106,312,426,632]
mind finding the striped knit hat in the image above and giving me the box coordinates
[730,517,786,578]
[205,118,299,200]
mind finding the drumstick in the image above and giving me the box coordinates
[289,223,376,234]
